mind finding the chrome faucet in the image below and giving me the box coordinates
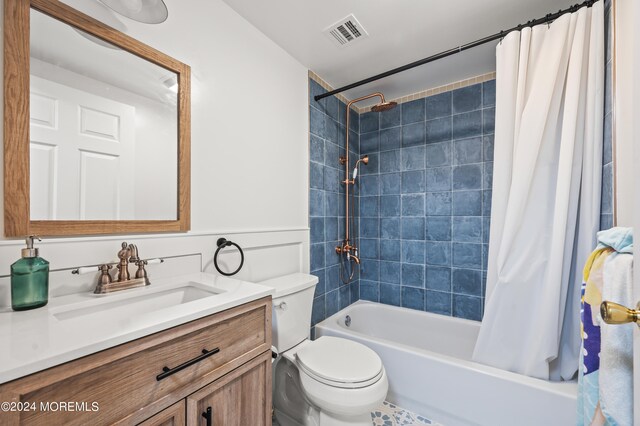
[94,242,150,294]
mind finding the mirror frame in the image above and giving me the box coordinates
[4,0,191,237]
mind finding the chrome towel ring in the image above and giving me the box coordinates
[213,238,244,276]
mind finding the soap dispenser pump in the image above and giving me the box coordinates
[11,236,49,311]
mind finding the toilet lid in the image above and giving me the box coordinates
[295,336,383,388]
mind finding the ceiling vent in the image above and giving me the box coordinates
[323,14,369,48]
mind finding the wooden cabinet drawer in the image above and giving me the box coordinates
[0,297,271,426]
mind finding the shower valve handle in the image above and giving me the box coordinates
[335,243,355,255]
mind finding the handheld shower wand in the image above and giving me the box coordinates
[352,155,369,180]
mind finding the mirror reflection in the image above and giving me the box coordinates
[29,9,178,221]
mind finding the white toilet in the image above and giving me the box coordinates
[258,273,388,426]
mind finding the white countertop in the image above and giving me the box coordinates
[0,273,273,384]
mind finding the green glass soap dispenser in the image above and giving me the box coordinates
[11,236,49,311]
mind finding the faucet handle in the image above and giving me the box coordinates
[98,264,113,285]
[135,260,151,286]
[118,242,130,261]
[135,260,146,279]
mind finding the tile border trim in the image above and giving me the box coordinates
[308,70,496,113]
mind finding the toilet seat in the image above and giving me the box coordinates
[295,336,383,389]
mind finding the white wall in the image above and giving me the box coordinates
[631,0,640,416]
[0,0,310,304]
[613,0,634,226]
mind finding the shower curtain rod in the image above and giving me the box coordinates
[314,0,597,102]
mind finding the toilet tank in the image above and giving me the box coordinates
[257,273,318,353]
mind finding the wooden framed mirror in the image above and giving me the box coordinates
[4,0,190,237]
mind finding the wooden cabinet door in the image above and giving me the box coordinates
[186,351,272,426]
[138,400,185,426]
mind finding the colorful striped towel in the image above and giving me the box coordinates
[577,246,613,426]
[577,227,633,426]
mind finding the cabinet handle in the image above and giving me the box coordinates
[202,406,212,426]
[156,347,220,381]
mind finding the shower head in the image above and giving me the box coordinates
[371,101,398,113]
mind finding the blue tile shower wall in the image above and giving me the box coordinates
[356,82,495,321]
[310,9,611,323]
[309,79,360,330]
[601,0,613,230]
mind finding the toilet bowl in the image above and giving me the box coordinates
[259,273,388,426]
[296,337,388,425]
[274,338,388,426]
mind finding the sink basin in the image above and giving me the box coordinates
[52,282,223,323]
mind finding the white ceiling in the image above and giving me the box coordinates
[221,0,576,106]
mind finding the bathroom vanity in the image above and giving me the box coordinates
[0,274,273,425]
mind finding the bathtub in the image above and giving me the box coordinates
[315,300,577,426]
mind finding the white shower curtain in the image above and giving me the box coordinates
[472,2,604,380]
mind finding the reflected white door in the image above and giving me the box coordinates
[29,75,135,220]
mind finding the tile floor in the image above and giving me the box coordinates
[371,401,443,426]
